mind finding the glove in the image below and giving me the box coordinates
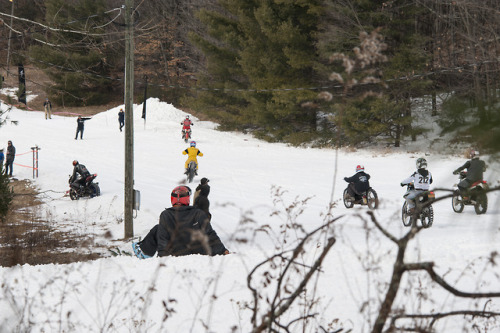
[400,183,405,187]
[344,177,348,181]
[453,170,458,175]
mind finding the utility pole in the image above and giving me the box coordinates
[124,0,134,238]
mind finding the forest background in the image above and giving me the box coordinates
[0,0,499,152]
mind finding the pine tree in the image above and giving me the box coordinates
[187,0,324,142]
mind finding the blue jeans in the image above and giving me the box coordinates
[5,160,13,176]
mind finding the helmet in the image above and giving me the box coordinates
[469,149,479,159]
[72,160,78,166]
[186,115,190,119]
[171,186,192,206]
[416,157,427,170]
[190,141,196,147]
[356,165,364,173]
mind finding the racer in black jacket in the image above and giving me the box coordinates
[69,160,91,190]
[344,165,371,201]
[453,149,486,197]
[132,186,228,258]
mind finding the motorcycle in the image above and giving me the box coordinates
[451,171,488,215]
[401,183,435,228]
[68,174,101,200]
[185,161,197,183]
[343,185,378,209]
[182,129,192,143]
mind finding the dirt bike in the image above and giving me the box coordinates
[401,183,435,228]
[451,171,488,215]
[182,129,192,143]
[343,185,378,209]
[68,174,101,200]
[185,161,197,183]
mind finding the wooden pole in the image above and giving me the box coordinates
[124,0,135,238]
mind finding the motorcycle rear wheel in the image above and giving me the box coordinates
[474,190,487,215]
[89,183,101,198]
[420,206,433,228]
[343,189,354,209]
[451,191,464,213]
[187,162,196,183]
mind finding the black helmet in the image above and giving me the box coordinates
[416,157,427,170]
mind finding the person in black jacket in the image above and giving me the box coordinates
[75,115,91,140]
[194,177,211,221]
[344,165,371,202]
[132,185,228,259]
[118,108,125,132]
[69,160,91,191]
[453,149,487,197]
[5,140,15,176]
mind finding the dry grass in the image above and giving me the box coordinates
[0,179,103,267]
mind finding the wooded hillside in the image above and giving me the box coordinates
[1,0,499,151]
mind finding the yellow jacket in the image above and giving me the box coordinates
[183,147,203,168]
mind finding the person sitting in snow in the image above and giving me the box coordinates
[344,165,371,202]
[183,141,203,175]
[400,157,433,214]
[194,177,211,221]
[132,185,228,258]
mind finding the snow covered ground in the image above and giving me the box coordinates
[0,97,499,332]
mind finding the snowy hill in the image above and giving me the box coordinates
[0,98,499,332]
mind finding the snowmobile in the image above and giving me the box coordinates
[401,183,434,228]
[68,174,101,200]
[451,171,488,215]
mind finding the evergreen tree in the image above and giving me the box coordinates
[28,0,113,106]
[187,0,324,142]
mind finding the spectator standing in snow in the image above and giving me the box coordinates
[132,185,228,258]
[118,108,125,132]
[194,177,211,221]
[43,98,52,119]
[75,115,91,140]
[5,140,15,176]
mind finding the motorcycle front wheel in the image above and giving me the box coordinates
[69,189,79,200]
[451,191,464,213]
[401,202,412,227]
[366,189,378,210]
[474,190,487,215]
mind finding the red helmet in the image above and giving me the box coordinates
[73,160,78,166]
[356,165,364,172]
[171,186,192,206]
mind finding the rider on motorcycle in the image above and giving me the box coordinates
[181,116,193,138]
[183,141,203,175]
[400,157,433,214]
[453,149,486,198]
[69,160,91,192]
[344,165,371,202]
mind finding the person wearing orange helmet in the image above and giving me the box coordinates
[344,165,371,202]
[69,160,91,192]
[132,185,228,258]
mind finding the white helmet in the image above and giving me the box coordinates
[416,157,427,170]
[469,149,479,159]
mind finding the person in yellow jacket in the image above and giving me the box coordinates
[183,141,203,174]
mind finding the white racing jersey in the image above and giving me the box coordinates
[401,170,433,191]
